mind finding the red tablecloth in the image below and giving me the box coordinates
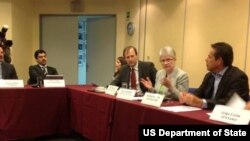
[111,99,225,141]
[67,85,116,141]
[0,86,70,141]
[0,85,227,141]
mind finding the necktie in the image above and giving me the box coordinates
[130,68,136,89]
[42,66,47,76]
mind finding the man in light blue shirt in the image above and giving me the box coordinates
[179,42,249,110]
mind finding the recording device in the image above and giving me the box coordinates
[0,25,12,46]
[0,25,8,41]
[0,25,13,63]
[1,25,8,33]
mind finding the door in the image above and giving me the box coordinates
[41,15,116,85]
[86,16,116,86]
[41,16,78,84]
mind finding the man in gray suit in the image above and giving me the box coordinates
[0,46,18,79]
[111,46,157,94]
[179,42,249,110]
[28,49,58,85]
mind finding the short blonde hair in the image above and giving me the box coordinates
[159,46,176,58]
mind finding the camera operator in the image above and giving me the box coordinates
[0,25,13,63]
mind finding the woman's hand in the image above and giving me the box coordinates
[140,77,153,90]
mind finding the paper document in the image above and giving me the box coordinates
[160,105,201,112]
[226,93,246,109]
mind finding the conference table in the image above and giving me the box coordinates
[0,85,226,141]
[67,85,225,141]
[67,85,116,141]
[0,86,70,141]
[111,99,224,141]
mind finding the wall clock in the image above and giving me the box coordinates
[127,22,135,36]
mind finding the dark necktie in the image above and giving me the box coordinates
[130,68,136,89]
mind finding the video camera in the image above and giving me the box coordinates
[0,25,13,48]
[0,25,13,63]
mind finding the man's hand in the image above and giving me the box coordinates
[244,101,250,110]
[179,92,203,108]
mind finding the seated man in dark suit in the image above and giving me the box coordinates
[179,42,249,110]
[0,46,18,79]
[28,49,58,85]
[111,46,157,94]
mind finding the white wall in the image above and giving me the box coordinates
[141,0,250,88]
[1,0,250,88]
[2,0,34,82]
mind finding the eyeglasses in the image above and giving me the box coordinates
[160,58,175,63]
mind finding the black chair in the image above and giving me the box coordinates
[188,88,197,93]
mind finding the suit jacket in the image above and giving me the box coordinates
[153,67,189,100]
[194,66,249,110]
[1,62,18,79]
[28,64,58,85]
[111,61,157,93]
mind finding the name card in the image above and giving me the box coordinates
[0,79,24,88]
[226,93,246,109]
[116,88,136,100]
[43,79,65,87]
[141,92,164,107]
[105,85,119,95]
[210,105,250,125]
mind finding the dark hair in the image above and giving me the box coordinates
[123,46,137,57]
[113,56,127,77]
[34,49,46,59]
[211,42,233,66]
[117,56,127,66]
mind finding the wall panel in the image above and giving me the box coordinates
[183,0,249,87]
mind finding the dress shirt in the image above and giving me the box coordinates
[202,67,228,108]
[40,65,48,75]
[0,62,2,79]
[130,62,141,92]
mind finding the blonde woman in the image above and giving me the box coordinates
[141,46,189,100]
